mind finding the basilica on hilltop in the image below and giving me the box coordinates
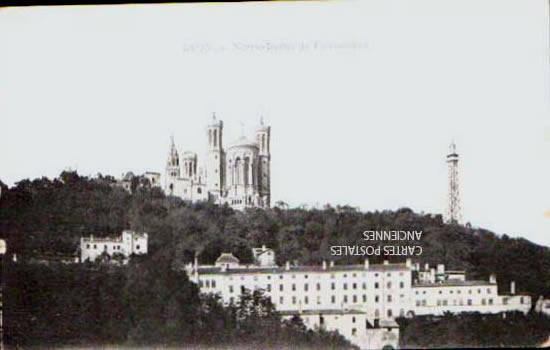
[164,114,271,210]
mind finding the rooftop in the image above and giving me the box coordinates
[197,263,410,275]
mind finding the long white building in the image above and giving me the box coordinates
[186,247,531,349]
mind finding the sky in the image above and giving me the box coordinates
[1,0,550,246]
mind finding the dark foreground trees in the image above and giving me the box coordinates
[3,258,355,349]
[397,311,550,348]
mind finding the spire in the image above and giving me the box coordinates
[212,112,216,121]
[260,115,264,126]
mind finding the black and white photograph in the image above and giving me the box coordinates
[1,0,550,348]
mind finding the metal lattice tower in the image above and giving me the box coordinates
[445,141,462,224]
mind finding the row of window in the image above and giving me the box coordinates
[226,271,406,281]
[86,244,122,250]
[202,280,407,292]
[415,288,494,295]
[415,297,520,307]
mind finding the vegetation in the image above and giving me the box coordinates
[1,170,550,347]
[397,311,550,348]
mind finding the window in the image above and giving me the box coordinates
[136,245,140,250]
[212,280,216,288]
[362,282,367,290]
[442,300,447,306]
[467,299,472,306]
[352,328,357,336]
[93,244,97,249]
[375,296,380,303]
[280,296,284,304]
[344,295,348,303]
[488,298,493,305]
[304,296,309,304]
[363,295,367,302]
[317,283,321,291]
[520,297,524,304]
[422,300,427,306]
[292,284,296,291]
[241,286,245,294]
[487,288,491,294]
[331,282,335,290]
[352,316,356,323]
[387,309,393,317]
[304,283,308,291]
[206,280,210,288]
[292,296,297,305]
[317,296,321,305]
[229,286,234,293]
[481,298,486,305]
[199,280,204,287]
[416,300,421,307]
[400,282,404,289]
[387,295,392,302]
[344,283,348,290]
[331,295,336,304]
[353,295,357,303]
[353,283,357,290]
[280,284,283,292]
[375,282,379,289]
[267,284,271,292]
[86,244,90,249]
[503,297,508,305]
[387,282,392,289]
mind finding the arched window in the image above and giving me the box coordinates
[197,187,202,194]
[235,157,241,185]
[214,129,218,148]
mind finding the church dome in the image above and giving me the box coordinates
[227,135,258,149]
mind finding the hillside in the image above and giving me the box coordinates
[1,171,549,298]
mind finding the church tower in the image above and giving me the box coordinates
[256,117,271,207]
[206,113,224,198]
[165,135,180,195]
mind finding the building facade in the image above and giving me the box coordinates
[165,114,271,210]
[186,248,531,349]
[80,230,148,263]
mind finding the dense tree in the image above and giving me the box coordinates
[2,171,550,347]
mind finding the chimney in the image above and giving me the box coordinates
[384,260,389,265]
[322,260,327,270]
[406,258,412,268]
[262,244,266,251]
[437,264,445,275]
[286,261,291,270]
[489,274,497,284]
[430,268,436,283]
[415,262,420,271]
[364,258,369,270]
[330,261,335,268]
[510,281,516,295]
[425,263,429,271]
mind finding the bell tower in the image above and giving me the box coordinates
[256,117,271,207]
[206,113,224,197]
[165,135,180,195]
